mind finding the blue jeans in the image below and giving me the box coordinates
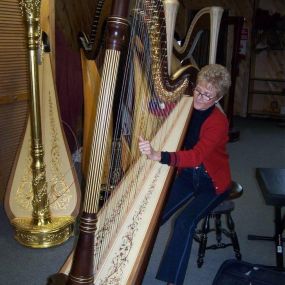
[156,167,230,285]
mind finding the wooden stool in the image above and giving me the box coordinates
[194,181,243,268]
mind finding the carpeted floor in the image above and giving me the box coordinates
[0,116,284,285]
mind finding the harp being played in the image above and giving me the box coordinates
[48,0,222,284]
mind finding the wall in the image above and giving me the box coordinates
[248,0,285,117]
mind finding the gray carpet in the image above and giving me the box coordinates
[0,117,284,285]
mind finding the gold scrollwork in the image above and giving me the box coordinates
[19,0,41,18]
[99,168,161,284]
[16,94,73,212]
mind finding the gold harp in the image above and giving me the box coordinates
[4,0,81,248]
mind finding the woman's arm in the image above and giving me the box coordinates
[138,110,228,168]
[168,112,228,168]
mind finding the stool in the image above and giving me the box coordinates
[194,181,243,268]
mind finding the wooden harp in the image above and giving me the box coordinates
[48,0,198,284]
[173,6,224,67]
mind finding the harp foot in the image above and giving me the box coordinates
[11,216,75,248]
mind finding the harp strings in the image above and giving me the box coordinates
[84,49,121,213]
[91,0,183,268]
[93,2,150,266]
[102,0,167,215]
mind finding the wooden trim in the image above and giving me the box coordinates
[0,93,29,105]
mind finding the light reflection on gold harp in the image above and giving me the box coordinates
[4,0,81,248]
[46,0,225,284]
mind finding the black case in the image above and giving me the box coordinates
[212,259,285,285]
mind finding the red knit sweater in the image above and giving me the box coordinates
[168,107,232,194]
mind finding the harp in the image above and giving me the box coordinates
[48,0,221,284]
[4,0,81,248]
[78,0,112,61]
[173,6,224,67]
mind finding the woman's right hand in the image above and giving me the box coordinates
[138,136,161,161]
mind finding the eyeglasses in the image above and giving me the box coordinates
[193,87,216,101]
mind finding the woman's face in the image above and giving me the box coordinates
[193,80,219,110]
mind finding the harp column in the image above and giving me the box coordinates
[163,0,179,75]
[48,1,131,285]
[209,6,224,64]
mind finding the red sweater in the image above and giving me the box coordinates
[168,107,232,194]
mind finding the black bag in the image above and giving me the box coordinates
[212,259,285,285]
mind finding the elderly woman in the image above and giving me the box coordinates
[139,64,232,285]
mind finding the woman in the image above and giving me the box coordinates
[139,64,232,285]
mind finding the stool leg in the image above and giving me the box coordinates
[197,215,210,268]
[226,213,242,260]
[215,214,222,244]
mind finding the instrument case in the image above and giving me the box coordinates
[212,259,285,285]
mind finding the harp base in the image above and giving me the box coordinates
[11,216,75,248]
[47,273,69,285]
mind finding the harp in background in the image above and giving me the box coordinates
[4,0,81,248]
[172,6,224,70]
[48,0,222,284]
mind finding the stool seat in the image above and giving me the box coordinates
[212,200,234,214]
[194,181,243,268]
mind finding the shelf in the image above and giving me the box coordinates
[248,111,285,119]
[249,90,285,96]
[250,78,285,83]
